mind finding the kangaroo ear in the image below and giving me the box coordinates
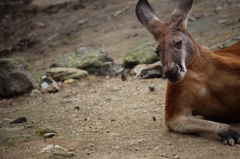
[135,0,164,40]
[170,0,194,29]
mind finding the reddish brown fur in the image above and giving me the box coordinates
[165,42,240,123]
[136,0,240,145]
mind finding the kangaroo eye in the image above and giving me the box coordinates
[174,40,182,45]
[175,41,182,49]
[172,36,182,47]
[173,39,182,50]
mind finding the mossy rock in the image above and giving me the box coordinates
[0,57,41,98]
[46,67,88,81]
[123,42,159,69]
[50,47,113,74]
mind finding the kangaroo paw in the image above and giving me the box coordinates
[218,128,240,146]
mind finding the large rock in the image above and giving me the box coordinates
[123,42,159,69]
[98,62,124,76]
[46,67,88,81]
[0,57,40,98]
[50,47,113,74]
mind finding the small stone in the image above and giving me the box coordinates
[121,73,127,81]
[84,118,89,121]
[74,106,80,110]
[229,139,235,146]
[36,128,56,136]
[42,76,52,83]
[47,82,60,93]
[44,133,55,139]
[78,19,88,25]
[30,89,41,97]
[152,116,156,121]
[27,125,34,128]
[41,81,49,89]
[149,84,155,92]
[64,79,75,84]
[10,117,27,124]
[41,76,60,93]
[218,19,227,24]
[110,118,116,122]
[173,155,180,159]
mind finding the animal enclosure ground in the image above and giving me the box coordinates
[0,0,240,158]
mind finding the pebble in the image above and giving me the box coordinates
[41,76,60,93]
[149,84,155,92]
[41,81,49,89]
[173,155,180,159]
[218,19,227,24]
[64,79,75,84]
[44,133,55,139]
[152,116,156,121]
[47,82,60,93]
[27,125,34,128]
[78,19,88,25]
[10,117,27,124]
[30,89,41,97]
[121,73,127,81]
[74,106,80,110]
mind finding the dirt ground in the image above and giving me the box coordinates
[0,0,240,159]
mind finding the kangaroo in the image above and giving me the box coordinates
[136,0,240,145]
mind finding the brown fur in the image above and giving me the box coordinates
[136,0,240,145]
[166,42,240,122]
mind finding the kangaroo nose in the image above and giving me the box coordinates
[164,65,180,80]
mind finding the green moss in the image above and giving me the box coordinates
[6,57,41,81]
[123,42,159,68]
[0,57,41,86]
[25,62,41,82]
[51,47,113,74]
